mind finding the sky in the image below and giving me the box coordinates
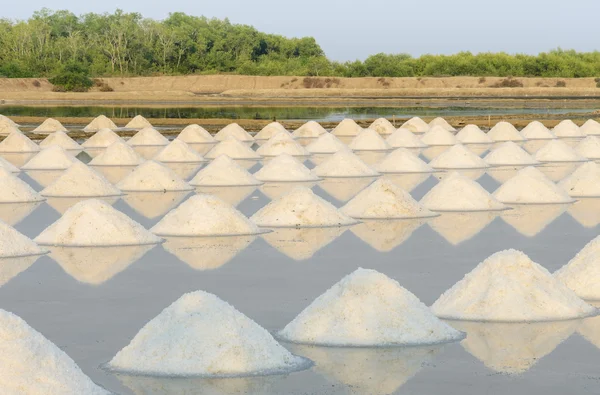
[5,0,600,61]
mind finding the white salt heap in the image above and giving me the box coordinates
[22,146,78,170]
[341,178,436,219]
[432,249,596,321]
[81,128,124,148]
[401,117,430,133]
[312,149,379,178]
[278,268,463,346]
[127,127,169,146]
[176,124,215,143]
[0,115,18,127]
[190,155,261,186]
[332,118,363,136]
[487,122,525,142]
[41,162,122,197]
[0,310,110,394]
[420,172,506,211]
[117,161,193,192]
[0,124,20,136]
[520,121,556,140]
[125,115,152,129]
[256,132,310,157]
[306,133,347,154]
[39,131,82,151]
[420,125,458,146]
[429,117,456,131]
[32,118,67,134]
[107,290,307,376]
[386,128,428,148]
[534,139,586,162]
[455,125,493,144]
[0,220,46,257]
[0,156,20,173]
[84,115,117,131]
[0,130,40,153]
[575,136,600,159]
[349,128,392,151]
[151,194,261,236]
[254,154,319,182]
[369,118,396,135]
[373,148,433,173]
[484,141,539,166]
[0,167,45,203]
[429,144,488,169]
[553,119,584,137]
[292,121,327,138]
[581,119,600,136]
[154,139,205,163]
[250,187,358,227]
[493,166,574,204]
[555,235,600,299]
[214,123,255,142]
[89,140,144,166]
[205,137,261,160]
[559,161,600,197]
[35,199,161,246]
[254,122,289,140]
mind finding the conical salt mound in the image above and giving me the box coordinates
[151,194,261,236]
[254,154,319,182]
[153,139,205,163]
[420,126,457,146]
[312,149,379,178]
[41,162,122,197]
[117,161,193,192]
[39,131,81,151]
[0,310,110,394]
[214,123,254,142]
[0,130,40,153]
[432,249,596,321]
[455,125,493,144]
[581,119,600,136]
[190,155,261,186]
[82,128,124,148]
[306,133,347,154]
[369,118,396,135]
[0,156,20,173]
[0,124,20,136]
[0,167,44,203]
[553,119,584,137]
[35,199,161,246]
[520,121,556,140]
[488,122,525,142]
[177,124,215,143]
[534,139,586,162]
[401,117,430,133]
[420,172,506,211]
[493,166,574,204]
[575,136,600,159]
[32,118,67,134]
[340,178,436,219]
[349,128,392,151]
[256,132,309,157]
[292,121,327,138]
[429,117,456,132]
[0,220,46,257]
[279,268,463,346]
[555,236,600,299]
[373,148,432,173]
[127,127,169,146]
[254,122,288,140]
[0,114,18,127]
[559,161,600,197]
[251,187,358,227]
[332,118,363,136]
[125,115,152,129]
[107,290,308,376]
[386,128,428,148]
[484,141,539,166]
[84,115,117,131]
[205,137,261,160]
[89,140,144,166]
[429,144,488,169]
[22,146,78,170]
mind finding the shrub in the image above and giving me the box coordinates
[556,80,567,87]
[479,77,486,84]
[99,84,114,92]
[49,64,93,92]
[490,77,524,88]
[595,78,600,88]
[32,80,41,87]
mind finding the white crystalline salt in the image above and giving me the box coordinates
[117,161,193,192]
[373,148,433,173]
[41,162,122,197]
[420,126,458,146]
[89,141,144,166]
[555,236,600,299]
[84,115,118,131]
[348,128,392,151]
[484,141,539,166]
[312,149,379,178]
[0,124,20,136]
[153,139,205,163]
[386,128,428,148]
[559,161,600,197]
[22,146,78,170]
[429,117,456,132]
[331,119,363,136]
[0,167,45,203]
[205,137,261,160]
[189,155,261,186]
[429,144,488,169]
[127,127,169,146]
[82,128,125,148]
[581,119,600,136]
[0,220,46,257]
[455,125,493,144]
[0,130,40,153]
[369,118,396,135]
[176,124,215,143]
[292,121,327,138]
[575,136,600,159]
[39,131,82,151]
[493,166,574,204]
[401,117,430,133]
[279,268,463,346]
[253,154,319,182]
[306,133,347,154]
[432,249,596,321]
[256,132,310,157]
[487,122,525,142]
[553,119,584,137]
[32,118,67,134]
[214,123,255,142]
[125,115,153,129]
[534,139,587,162]
[254,122,289,140]
[0,115,18,127]
[520,121,556,140]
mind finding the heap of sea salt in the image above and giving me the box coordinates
[125,115,152,129]
[312,149,379,178]
[39,131,82,151]
[369,118,396,135]
[89,141,144,166]
[432,249,596,321]
[81,128,124,148]
[35,199,161,246]
[428,144,488,169]
[0,168,45,203]
[575,136,600,159]
[429,117,456,131]
[420,126,458,146]
[331,118,363,136]
[254,154,319,182]
[0,220,46,257]
[22,146,78,170]
[83,115,117,131]
[487,122,525,142]
[176,124,216,144]
[116,161,193,192]
[0,124,20,136]
[292,121,327,138]
[373,148,433,173]
[581,119,600,136]
[32,118,67,134]
[306,133,347,154]
[153,139,205,163]
[254,122,289,140]
[493,166,574,204]
[214,123,255,142]
[520,121,556,140]
[348,128,392,151]
[41,162,122,197]
[386,128,428,148]
[420,172,506,211]
[555,235,600,299]
[0,114,18,127]
[127,127,169,146]
[256,132,310,157]
[534,139,587,162]
[484,141,539,166]
[250,187,358,227]
[455,125,493,144]
[559,161,600,197]
[0,130,40,153]
[189,155,261,186]
[401,117,430,133]
[553,120,584,137]
[205,137,261,160]
[278,268,463,346]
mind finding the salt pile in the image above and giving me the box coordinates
[292,121,327,138]
[84,115,117,131]
[151,194,261,236]
[312,149,379,178]
[575,136,600,159]
[348,128,392,151]
[254,122,289,140]
[0,130,40,153]
[493,166,574,203]
[125,115,153,129]
[0,156,20,173]
[254,154,319,182]
[455,125,493,144]
[429,117,456,131]
[555,236,600,299]
[559,161,600,197]
[279,268,463,346]
[250,187,358,227]
[340,178,436,219]
[484,141,539,166]
[0,124,20,136]
[176,124,215,144]
[0,310,110,394]
[0,167,45,203]
[205,137,261,160]
[520,121,556,140]
[32,118,67,134]
[39,131,82,151]
[127,127,169,146]
[306,133,347,154]
[373,148,433,173]
[386,128,428,148]
[107,290,308,376]
[581,119,600,136]
[0,114,18,127]
[429,144,488,169]
[487,122,525,142]
[0,220,46,257]
[256,132,310,157]
[432,249,596,321]
[153,139,205,163]
[89,141,144,166]
[534,139,586,162]
[420,126,458,146]
[41,162,122,197]
[214,123,255,142]
[190,155,261,186]
[82,128,125,148]
[553,119,584,137]
[117,161,193,192]
[369,118,396,135]
[331,118,363,136]
[401,117,430,133]
[22,146,78,170]
[420,172,506,211]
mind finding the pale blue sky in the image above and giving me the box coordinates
[5,0,599,61]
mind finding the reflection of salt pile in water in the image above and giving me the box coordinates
[162,235,256,270]
[568,198,600,228]
[575,136,600,159]
[32,118,68,134]
[261,227,346,261]
[0,130,40,153]
[553,119,584,137]
[429,144,488,169]
[215,123,255,143]
[0,310,110,394]
[331,118,363,137]
[292,121,327,138]
[420,126,457,146]
[22,146,78,170]
[256,132,309,157]
[369,118,396,135]
[125,115,153,129]
[0,220,46,257]
[312,149,379,178]
[176,124,216,144]
[555,236,600,300]
[89,140,144,166]
[455,124,493,144]
[317,177,375,203]
[306,133,347,154]
[351,218,428,252]
[581,119,600,136]
[374,148,432,174]
[429,117,456,132]
[127,127,169,146]
[428,211,498,245]
[254,154,319,182]
[205,137,261,160]
[520,121,556,140]
[501,204,569,237]
[190,155,261,186]
[117,161,193,192]
[84,115,118,131]
[41,162,122,197]
[386,128,428,149]
[401,117,430,133]
[348,128,391,151]
[254,122,288,141]
[487,121,525,142]
[153,139,205,163]
[484,141,539,166]
[559,161,600,197]
[0,255,42,287]
[39,131,82,151]
[432,249,596,321]
[122,191,189,219]
[0,156,19,173]
[535,139,587,162]
[0,167,45,203]
[493,166,575,203]
[420,172,506,212]
[279,268,463,346]
[108,290,309,376]
[82,128,124,148]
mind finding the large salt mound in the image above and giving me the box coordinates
[254,154,319,182]
[581,119,600,136]
[373,148,433,173]
[428,144,488,169]
[369,118,396,135]
[292,121,327,138]
[278,268,463,346]
[33,118,67,134]
[493,166,574,204]
[312,149,379,178]
[386,128,428,148]
[401,117,430,133]
[0,130,40,153]
[420,126,458,146]
[559,161,600,197]
[35,199,160,246]
[349,128,392,151]
[534,139,586,162]
[420,172,506,211]
[84,115,118,131]
[205,137,261,160]
[107,290,308,376]
[89,140,144,166]
[0,220,46,257]
[331,118,363,136]
[41,162,122,197]
[125,115,152,129]
[214,123,254,142]
[82,128,124,148]
[340,178,436,219]
[432,249,596,321]
[0,310,110,394]
[455,125,493,144]
[488,122,525,142]
[22,146,78,170]
[520,121,556,140]
[151,194,261,236]
[429,117,456,132]
[127,127,169,146]
[117,161,193,192]
[484,141,539,166]
[190,155,261,186]
[39,131,82,151]
[0,167,45,203]
[555,236,600,299]
[153,139,205,163]
[306,133,347,154]
[256,132,309,157]
[553,119,584,137]
[254,122,288,140]
[176,124,215,143]
[575,136,600,159]
[250,187,358,227]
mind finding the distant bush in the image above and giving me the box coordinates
[49,64,93,92]
[32,80,41,87]
[596,78,600,88]
[479,77,486,84]
[556,80,567,87]
[490,77,524,88]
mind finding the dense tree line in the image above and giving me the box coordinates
[1,9,599,80]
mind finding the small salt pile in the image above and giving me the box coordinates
[432,249,596,321]
[35,199,160,246]
[89,140,144,166]
[312,149,379,178]
[41,162,122,197]
[575,136,600,159]
[386,128,428,148]
[369,118,396,135]
[331,118,363,136]
[348,128,392,151]
[429,117,456,131]
[559,161,600,197]
[292,121,327,138]
[254,122,289,140]
[555,235,600,299]
[0,124,20,136]
[0,310,110,394]
[117,161,193,192]
[455,125,493,144]
[125,115,152,129]
[420,172,506,211]
[250,187,358,227]
[373,148,433,173]
[32,118,67,134]
[39,131,82,151]
[107,290,308,376]
[420,126,458,146]
[581,119,600,136]
[0,156,20,173]
[428,144,488,169]
[553,119,584,137]
[177,124,215,144]
[520,121,556,140]
[190,155,261,186]
[214,123,255,142]
[254,154,319,182]
[340,178,436,219]
[0,130,40,153]
[0,114,18,127]
[493,166,574,204]
[127,127,169,146]
[0,167,45,203]
[487,122,525,142]
[0,220,46,257]
[151,194,261,236]
[401,117,430,133]
[256,132,310,157]
[81,128,124,148]
[22,146,78,170]
[205,137,261,160]
[484,141,539,166]
[534,139,586,162]
[153,139,205,163]
[306,133,347,154]
[84,115,118,131]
